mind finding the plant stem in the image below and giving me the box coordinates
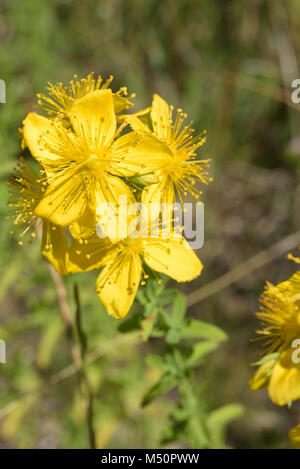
[50,268,96,447]
[74,283,96,450]
[49,265,81,369]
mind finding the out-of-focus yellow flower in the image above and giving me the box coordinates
[22,89,168,229]
[126,94,212,206]
[256,272,300,354]
[36,73,135,120]
[249,271,300,406]
[7,157,45,242]
[288,249,300,264]
[289,424,300,449]
[7,158,74,275]
[69,221,203,319]
[268,349,300,406]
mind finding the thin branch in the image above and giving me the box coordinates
[204,67,300,112]
[73,283,96,450]
[49,331,140,385]
[187,230,300,308]
[48,265,81,369]
[49,266,96,448]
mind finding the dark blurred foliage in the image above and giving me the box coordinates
[0,0,300,448]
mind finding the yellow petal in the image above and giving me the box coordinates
[70,89,116,147]
[267,270,300,298]
[35,168,86,226]
[289,424,300,449]
[142,174,175,206]
[125,115,151,133]
[141,176,175,234]
[269,349,300,406]
[96,253,142,319]
[151,94,172,141]
[69,205,97,240]
[94,173,135,208]
[113,94,134,114]
[118,107,151,124]
[143,236,203,282]
[95,173,136,242]
[111,132,172,177]
[69,233,116,273]
[249,361,275,391]
[41,221,72,275]
[22,113,60,168]
[131,107,151,118]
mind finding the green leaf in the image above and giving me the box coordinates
[146,279,160,299]
[208,404,244,429]
[207,403,244,447]
[142,373,178,407]
[172,293,186,325]
[159,308,175,328]
[135,290,147,305]
[158,289,178,306]
[186,341,219,368]
[144,303,158,318]
[252,352,280,366]
[187,411,211,448]
[171,408,190,422]
[181,319,227,342]
[145,354,167,371]
[141,315,156,341]
[166,328,181,345]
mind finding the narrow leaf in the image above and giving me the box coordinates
[142,374,178,407]
[181,319,227,342]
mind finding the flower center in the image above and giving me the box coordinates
[165,158,184,181]
[125,236,143,254]
[86,153,101,170]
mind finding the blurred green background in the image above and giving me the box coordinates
[0,0,300,449]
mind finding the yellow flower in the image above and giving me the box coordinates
[250,351,300,407]
[8,157,45,242]
[249,271,300,406]
[23,89,169,229]
[36,73,135,120]
[256,272,300,354]
[289,424,300,449]
[268,349,300,405]
[7,158,74,275]
[69,221,203,319]
[126,94,212,206]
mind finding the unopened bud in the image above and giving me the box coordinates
[129,173,159,188]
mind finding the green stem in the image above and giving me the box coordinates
[74,283,96,450]
[173,348,212,448]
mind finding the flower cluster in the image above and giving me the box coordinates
[8,73,211,319]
